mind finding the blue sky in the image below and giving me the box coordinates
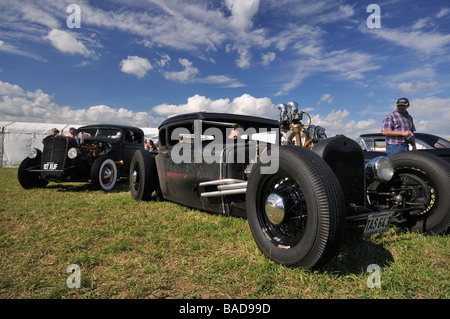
[1,0,450,138]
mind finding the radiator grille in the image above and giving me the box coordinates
[41,137,69,170]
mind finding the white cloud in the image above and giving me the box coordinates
[366,27,450,55]
[225,0,260,31]
[410,97,450,138]
[261,52,276,66]
[397,81,438,94]
[120,56,153,78]
[262,0,355,24]
[236,46,252,69]
[164,58,199,82]
[20,4,60,29]
[0,80,162,127]
[311,109,380,138]
[152,93,276,118]
[0,40,46,61]
[156,54,171,67]
[317,94,333,106]
[4,79,448,140]
[157,54,244,87]
[316,50,380,80]
[44,29,94,57]
[197,75,245,88]
[231,94,275,117]
[388,67,436,83]
[81,0,230,53]
[0,0,376,89]
[412,17,434,30]
[315,4,355,24]
[436,8,450,18]
[277,50,379,95]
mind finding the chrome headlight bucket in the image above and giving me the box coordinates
[28,147,39,159]
[365,156,394,182]
[312,125,327,142]
[67,147,79,159]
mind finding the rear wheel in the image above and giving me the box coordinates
[129,149,159,201]
[376,152,450,234]
[91,157,118,191]
[246,146,346,269]
[18,157,48,189]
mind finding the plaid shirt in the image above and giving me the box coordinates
[382,110,415,145]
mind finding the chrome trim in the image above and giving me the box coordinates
[199,179,247,198]
[200,188,247,197]
[199,178,244,187]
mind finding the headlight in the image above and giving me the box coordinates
[313,126,327,141]
[28,147,38,159]
[68,147,79,159]
[365,156,394,182]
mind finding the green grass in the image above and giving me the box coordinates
[0,167,448,299]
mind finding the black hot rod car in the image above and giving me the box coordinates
[18,124,144,191]
[129,102,450,269]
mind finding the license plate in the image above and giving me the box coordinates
[364,211,394,236]
[43,162,58,170]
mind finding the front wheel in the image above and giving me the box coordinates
[246,146,346,270]
[91,157,118,191]
[18,157,48,189]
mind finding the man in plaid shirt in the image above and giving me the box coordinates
[382,97,416,157]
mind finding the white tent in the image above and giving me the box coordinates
[0,121,159,167]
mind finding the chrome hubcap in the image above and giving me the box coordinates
[101,165,113,185]
[132,170,138,184]
[265,193,285,225]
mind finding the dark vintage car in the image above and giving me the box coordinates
[18,124,144,191]
[356,132,450,163]
[129,102,450,269]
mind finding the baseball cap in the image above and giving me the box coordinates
[396,98,410,106]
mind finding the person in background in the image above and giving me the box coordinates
[42,128,59,144]
[66,127,76,138]
[382,97,416,157]
[148,139,157,151]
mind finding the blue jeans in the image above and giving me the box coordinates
[386,144,408,157]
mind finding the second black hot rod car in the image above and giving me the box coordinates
[18,124,144,191]
[129,102,450,269]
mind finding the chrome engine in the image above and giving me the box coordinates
[278,101,327,147]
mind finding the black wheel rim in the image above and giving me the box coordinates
[256,174,308,248]
[369,168,436,217]
[395,170,435,216]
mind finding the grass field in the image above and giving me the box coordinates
[0,167,448,299]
